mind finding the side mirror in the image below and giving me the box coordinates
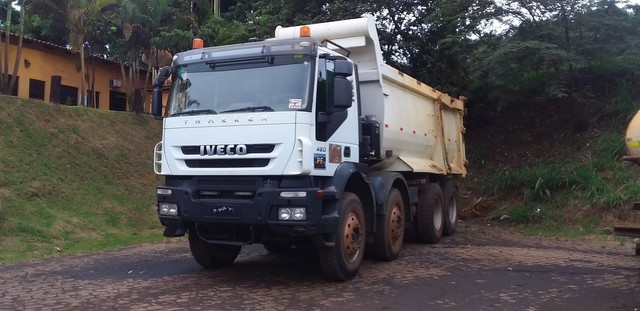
[152,88,163,118]
[333,76,352,109]
[333,59,353,77]
[154,67,171,87]
[331,59,353,109]
[152,67,172,118]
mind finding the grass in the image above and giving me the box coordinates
[465,84,640,237]
[471,126,640,236]
[0,96,164,263]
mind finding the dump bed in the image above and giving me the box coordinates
[275,16,466,176]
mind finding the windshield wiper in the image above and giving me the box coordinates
[171,108,218,117]
[221,106,274,113]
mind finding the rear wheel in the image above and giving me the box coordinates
[440,179,459,236]
[372,188,405,261]
[188,230,242,269]
[416,184,444,244]
[319,192,366,281]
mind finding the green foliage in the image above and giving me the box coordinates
[196,16,249,46]
[478,122,640,233]
[0,0,22,29]
[151,29,193,54]
[472,0,640,116]
[22,0,70,45]
[485,161,572,200]
[500,203,550,224]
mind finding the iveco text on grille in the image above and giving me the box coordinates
[199,144,247,156]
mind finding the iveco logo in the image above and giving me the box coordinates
[200,144,247,156]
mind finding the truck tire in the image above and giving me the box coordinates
[319,192,366,281]
[440,179,459,236]
[416,184,444,244]
[372,188,405,261]
[188,231,242,269]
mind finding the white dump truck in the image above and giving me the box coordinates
[151,15,467,280]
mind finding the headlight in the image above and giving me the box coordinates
[278,207,306,221]
[159,203,178,216]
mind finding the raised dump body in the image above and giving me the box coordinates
[275,16,466,176]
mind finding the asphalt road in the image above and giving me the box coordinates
[1,222,638,311]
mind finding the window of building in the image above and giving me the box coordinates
[88,90,100,109]
[29,79,45,100]
[109,90,127,111]
[60,85,78,106]
[5,75,18,96]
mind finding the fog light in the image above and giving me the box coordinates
[291,208,306,220]
[278,207,306,221]
[157,188,172,195]
[159,203,178,216]
[279,208,291,220]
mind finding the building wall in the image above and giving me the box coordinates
[3,36,148,112]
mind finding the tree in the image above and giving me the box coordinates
[193,15,249,47]
[468,0,640,128]
[22,0,69,46]
[0,0,25,96]
[67,0,118,106]
[225,0,365,39]
[114,0,179,113]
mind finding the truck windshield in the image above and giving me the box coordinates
[166,55,313,116]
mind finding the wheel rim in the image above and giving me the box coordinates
[389,204,404,247]
[434,197,443,231]
[448,196,457,224]
[343,211,363,263]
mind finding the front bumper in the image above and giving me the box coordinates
[156,176,338,242]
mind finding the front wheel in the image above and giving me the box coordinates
[188,230,242,269]
[319,192,366,281]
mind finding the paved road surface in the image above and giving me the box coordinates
[1,222,638,310]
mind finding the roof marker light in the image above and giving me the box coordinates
[300,26,311,38]
[192,38,204,49]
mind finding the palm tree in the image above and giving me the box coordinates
[117,0,173,112]
[67,0,118,106]
[0,0,26,96]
